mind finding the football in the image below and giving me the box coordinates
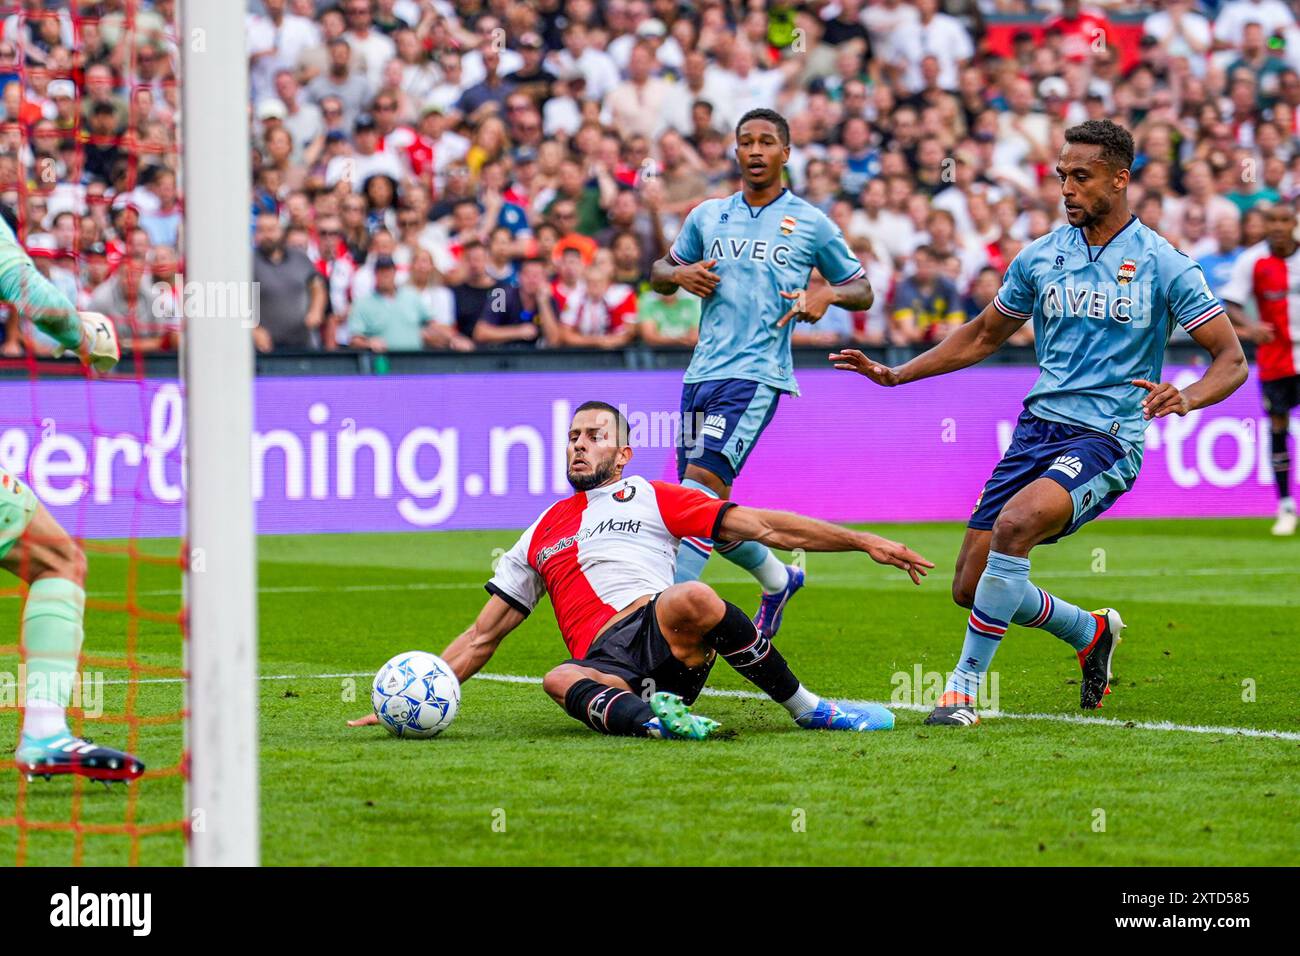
[371,651,461,739]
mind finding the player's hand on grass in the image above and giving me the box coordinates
[1133,378,1191,419]
[776,286,833,328]
[828,348,901,386]
[860,533,935,585]
[347,712,379,727]
[673,259,720,297]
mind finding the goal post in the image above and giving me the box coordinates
[180,0,259,866]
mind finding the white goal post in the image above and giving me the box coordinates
[181,0,259,866]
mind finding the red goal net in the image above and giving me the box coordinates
[0,0,187,866]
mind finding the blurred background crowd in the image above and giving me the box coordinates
[4,0,1300,355]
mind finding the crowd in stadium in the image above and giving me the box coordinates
[4,0,1300,354]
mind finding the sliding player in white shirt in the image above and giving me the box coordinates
[351,401,932,739]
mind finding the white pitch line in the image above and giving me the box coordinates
[1,565,1295,602]
[90,669,1300,742]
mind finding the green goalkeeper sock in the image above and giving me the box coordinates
[22,577,86,739]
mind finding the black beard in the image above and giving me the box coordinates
[567,458,616,491]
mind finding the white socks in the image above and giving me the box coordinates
[754,553,791,594]
[23,698,69,740]
[780,684,821,718]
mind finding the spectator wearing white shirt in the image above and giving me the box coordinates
[342,0,396,92]
[459,15,525,88]
[708,42,784,129]
[547,22,621,103]
[405,248,473,351]
[891,0,974,93]
[850,177,915,264]
[661,49,728,137]
[862,0,919,65]
[246,0,320,103]
[1145,0,1212,77]
[1213,0,1296,49]
[273,69,324,164]
[601,42,674,141]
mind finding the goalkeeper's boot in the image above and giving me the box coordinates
[54,311,120,373]
[1079,608,1125,710]
[753,563,804,639]
[795,698,894,731]
[643,692,720,740]
[15,732,144,782]
[924,691,980,727]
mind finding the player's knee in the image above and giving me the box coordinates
[669,581,725,630]
[542,665,583,705]
[951,578,976,609]
[990,510,1036,553]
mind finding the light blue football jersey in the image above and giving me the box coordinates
[669,188,864,396]
[993,215,1225,449]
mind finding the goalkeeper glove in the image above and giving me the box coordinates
[53,311,120,373]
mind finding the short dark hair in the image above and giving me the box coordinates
[573,400,628,441]
[736,108,789,146]
[1063,119,1135,172]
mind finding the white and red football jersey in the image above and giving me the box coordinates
[559,284,637,336]
[1251,249,1300,381]
[486,476,733,658]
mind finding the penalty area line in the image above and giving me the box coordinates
[101,669,1300,742]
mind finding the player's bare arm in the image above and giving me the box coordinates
[346,595,525,726]
[829,300,1025,386]
[650,255,719,297]
[776,276,874,328]
[1133,313,1248,420]
[716,505,934,585]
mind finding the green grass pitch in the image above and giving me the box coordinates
[2,518,1297,866]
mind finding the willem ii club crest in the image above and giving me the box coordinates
[1117,257,1138,284]
[780,215,797,236]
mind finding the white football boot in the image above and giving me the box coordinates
[1272,497,1296,536]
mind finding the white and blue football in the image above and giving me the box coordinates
[372,651,460,738]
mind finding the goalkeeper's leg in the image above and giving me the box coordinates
[1,474,143,781]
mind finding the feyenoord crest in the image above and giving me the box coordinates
[1117,257,1137,284]
[780,215,797,236]
[612,485,636,503]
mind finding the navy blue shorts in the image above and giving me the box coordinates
[969,411,1142,544]
[677,378,783,484]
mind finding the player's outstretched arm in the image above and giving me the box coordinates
[717,505,935,585]
[0,257,119,371]
[1132,314,1248,419]
[346,595,525,726]
[437,595,528,682]
[830,301,1024,387]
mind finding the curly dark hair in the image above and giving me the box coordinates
[736,108,790,145]
[1064,119,1135,172]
